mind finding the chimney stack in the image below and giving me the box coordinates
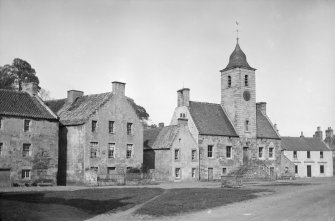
[326,127,334,138]
[177,118,188,126]
[22,82,38,96]
[67,90,84,103]
[158,122,164,128]
[300,131,304,138]
[256,102,267,115]
[313,126,323,140]
[112,81,126,97]
[177,88,190,107]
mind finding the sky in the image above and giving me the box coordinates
[0,0,334,137]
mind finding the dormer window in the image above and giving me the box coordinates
[244,75,248,86]
[228,76,231,88]
[245,120,249,132]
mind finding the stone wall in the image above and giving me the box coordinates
[0,116,58,185]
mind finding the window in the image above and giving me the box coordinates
[295,165,298,174]
[24,119,30,132]
[175,149,180,160]
[191,149,197,160]
[126,167,132,172]
[222,168,227,175]
[107,167,116,174]
[92,120,97,132]
[320,151,323,159]
[175,168,181,178]
[245,120,249,131]
[208,145,213,158]
[320,165,324,174]
[307,151,310,159]
[108,143,115,158]
[90,142,98,158]
[21,170,30,179]
[293,151,297,159]
[179,113,186,118]
[228,75,231,87]
[269,147,274,158]
[127,123,132,135]
[22,144,31,157]
[108,121,114,133]
[126,144,133,158]
[0,143,3,156]
[244,75,249,86]
[90,167,98,173]
[226,146,232,158]
[192,168,196,178]
[259,147,263,158]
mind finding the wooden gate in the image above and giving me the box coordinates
[0,169,11,187]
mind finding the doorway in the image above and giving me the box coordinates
[307,165,312,177]
[243,147,249,165]
[208,168,213,181]
[0,169,11,187]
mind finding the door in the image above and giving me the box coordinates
[208,168,213,181]
[0,169,11,187]
[243,147,249,165]
[307,165,312,177]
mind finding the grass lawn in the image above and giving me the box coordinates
[136,188,266,217]
[0,187,164,221]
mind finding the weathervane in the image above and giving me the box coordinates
[236,21,239,43]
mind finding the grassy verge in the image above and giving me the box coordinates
[136,188,265,217]
[0,187,163,221]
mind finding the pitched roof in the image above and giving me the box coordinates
[144,125,179,150]
[188,101,238,137]
[46,92,113,125]
[144,127,163,150]
[221,42,256,72]
[281,136,331,151]
[256,110,280,139]
[0,89,57,120]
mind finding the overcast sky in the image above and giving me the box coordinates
[0,0,334,137]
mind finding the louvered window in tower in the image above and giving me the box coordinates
[228,76,231,88]
[245,75,248,86]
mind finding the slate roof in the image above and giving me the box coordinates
[188,101,238,137]
[256,109,280,139]
[221,42,256,72]
[46,92,113,125]
[144,127,163,150]
[144,125,179,150]
[0,89,57,120]
[281,136,331,151]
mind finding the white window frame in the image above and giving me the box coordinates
[174,149,180,161]
[175,168,181,179]
[226,146,232,159]
[108,143,115,158]
[208,145,213,158]
[269,147,274,159]
[126,144,133,158]
[22,169,31,179]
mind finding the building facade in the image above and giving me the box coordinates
[282,135,333,177]
[144,119,199,181]
[168,41,284,181]
[46,81,143,185]
[0,84,59,187]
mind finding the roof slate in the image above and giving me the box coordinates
[282,136,331,151]
[221,43,256,72]
[0,89,57,120]
[256,110,280,139]
[188,101,238,137]
[144,127,163,150]
[144,126,179,150]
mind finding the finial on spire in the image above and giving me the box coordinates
[235,21,239,43]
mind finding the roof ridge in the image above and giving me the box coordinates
[190,100,220,105]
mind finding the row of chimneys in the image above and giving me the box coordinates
[312,126,334,140]
[177,88,267,115]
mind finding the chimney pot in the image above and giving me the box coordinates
[67,90,84,103]
[300,131,304,138]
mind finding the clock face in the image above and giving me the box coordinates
[243,90,251,101]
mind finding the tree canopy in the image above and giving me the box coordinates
[0,58,40,91]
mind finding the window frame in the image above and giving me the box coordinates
[320,151,323,159]
[126,144,133,158]
[175,168,181,179]
[174,149,180,161]
[295,165,298,174]
[91,120,97,133]
[191,168,196,178]
[222,168,227,175]
[228,75,231,88]
[24,119,30,132]
[21,169,31,179]
[258,147,263,159]
[127,123,133,135]
[320,165,324,174]
[108,121,115,134]
[22,143,31,157]
[107,167,116,174]
[245,120,249,132]
[90,142,98,158]
[191,149,197,161]
[226,146,232,159]
[269,147,274,159]
[244,75,249,86]
[108,143,115,158]
[307,151,311,159]
[207,145,213,158]
[293,150,297,159]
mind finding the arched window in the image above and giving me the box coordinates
[228,75,231,88]
[245,120,249,131]
[245,75,248,86]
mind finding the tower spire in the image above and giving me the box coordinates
[236,21,239,43]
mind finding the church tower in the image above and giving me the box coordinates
[220,40,257,138]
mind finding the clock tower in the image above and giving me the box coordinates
[220,41,256,138]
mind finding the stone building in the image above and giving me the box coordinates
[0,84,59,187]
[314,126,335,174]
[46,81,143,185]
[282,133,333,177]
[169,41,283,181]
[143,119,199,181]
